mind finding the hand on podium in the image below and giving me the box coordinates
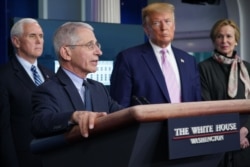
[240,127,250,149]
[70,111,107,138]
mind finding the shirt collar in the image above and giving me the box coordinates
[62,68,85,90]
[16,54,38,71]
[149,40,172,54]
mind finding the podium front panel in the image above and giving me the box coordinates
[168,113,240,159]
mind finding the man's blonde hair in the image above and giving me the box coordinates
[142,2,175,25]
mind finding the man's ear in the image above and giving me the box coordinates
[11,36,20,48]
[60,46,72,61]
[143,26,149,37]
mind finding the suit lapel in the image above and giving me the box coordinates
[57,68,85,110]
[172,47,189,101]
[12,56,54,90]
[141,43,171,102]
[11,57,37,90]
[38,64,53,81]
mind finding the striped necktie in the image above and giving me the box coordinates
[161,49,181,103]
[31,65,43,86]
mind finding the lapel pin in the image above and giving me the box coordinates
[181,59,185,63]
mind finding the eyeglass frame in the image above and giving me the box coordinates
[66,41,101,50]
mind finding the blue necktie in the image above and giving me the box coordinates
[31,65,43,86]
[83,80,92,111]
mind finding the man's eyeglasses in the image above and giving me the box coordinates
[66,41,101,50]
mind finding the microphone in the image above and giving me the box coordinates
[132,95,143,105]
[132,96,150,105]
[139,97,150,104]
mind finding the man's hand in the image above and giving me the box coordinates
[240,126,250,149]
[71,111,107,138]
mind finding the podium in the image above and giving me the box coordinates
[31,99,250,167]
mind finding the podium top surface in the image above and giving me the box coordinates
[30,99,250,154]
[66,99,250,141]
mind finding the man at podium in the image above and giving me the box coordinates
[31,21,123,138]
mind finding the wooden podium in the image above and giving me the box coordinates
[31,99,250,167]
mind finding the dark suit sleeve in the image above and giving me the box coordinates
[242,61,250,135]
[31,83,74,138]
[193,58,202,101]
[102,84,124,113]
[110,52,133,107]
[32,78,123,138]
[198,62,212,101]
[0,86,19,167]
[39,65,55,81]
[89,80,124,113]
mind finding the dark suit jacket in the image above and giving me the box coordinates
[0,56,54,167]
[110,42,201,107]
[31,67,123,138]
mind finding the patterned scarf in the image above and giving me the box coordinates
[213,51,250,99]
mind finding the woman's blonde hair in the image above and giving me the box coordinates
[210,19,240,43]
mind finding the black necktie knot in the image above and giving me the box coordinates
[82,80,87,87]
